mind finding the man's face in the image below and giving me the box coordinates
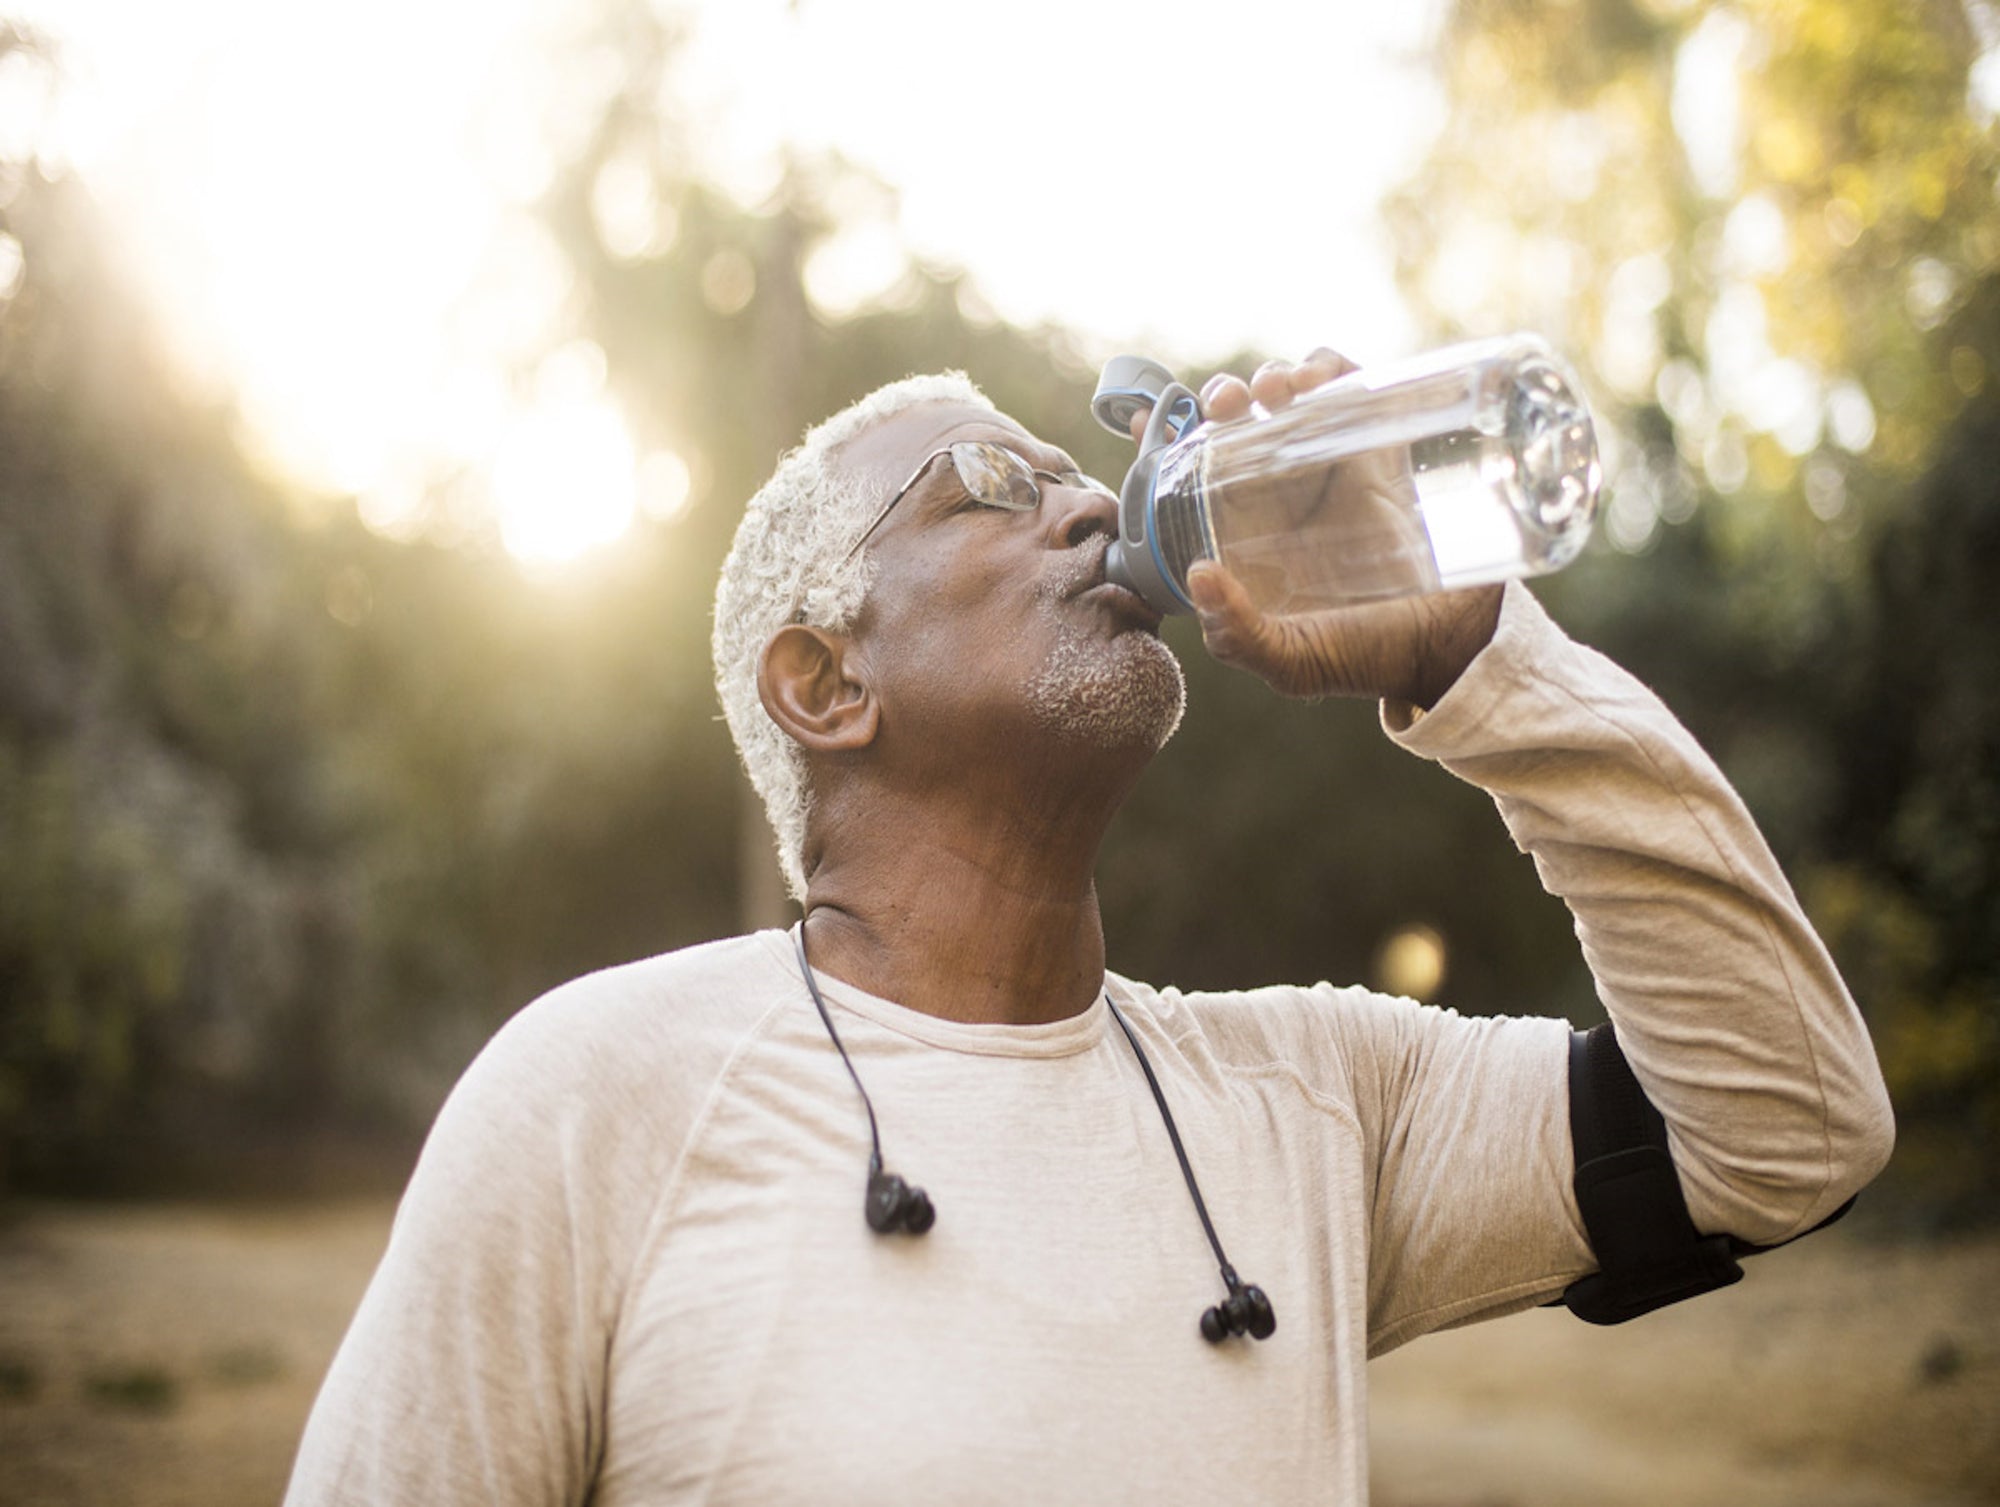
[834,401,1186,760]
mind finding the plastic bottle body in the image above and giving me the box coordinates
[1141,334,1600,614]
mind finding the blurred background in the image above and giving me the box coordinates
[0,0,1994,1502]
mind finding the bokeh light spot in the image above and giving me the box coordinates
[0,229,22,302]
[1374,924,1447,1002]
[637,449,693,523]
[324,566,375,627]
[701,249,756,316]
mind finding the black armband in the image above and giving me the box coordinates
[1558,1023,1854,1326]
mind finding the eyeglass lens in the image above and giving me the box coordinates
[946,442,1113,512]
[947,442,1042,511]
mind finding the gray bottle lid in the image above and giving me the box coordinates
[1091,355,1182,437]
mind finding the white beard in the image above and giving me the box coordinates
[1025,610,1187,752]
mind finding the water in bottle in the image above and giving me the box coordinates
[1093,334,1601,617]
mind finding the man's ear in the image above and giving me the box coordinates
[758,624,879,753]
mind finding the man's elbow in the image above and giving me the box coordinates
[1679,1068,1897,1245]
[1765,1070,1897,1238]
[1788,1010,1899,1229]
[1826,1072,1897,1206]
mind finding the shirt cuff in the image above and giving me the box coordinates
[1379,580,1567,752]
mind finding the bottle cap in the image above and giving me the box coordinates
[1091,355,1182,437]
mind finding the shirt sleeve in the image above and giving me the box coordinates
[283,989,667,1507]
[1326,984,1583,1353]
[1376,581,1893,1264]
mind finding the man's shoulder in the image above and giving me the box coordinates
[1109,970,1392,1070]
[527,927,798,1023]
[465,929,802,1107]
[1109,968,1529,1083]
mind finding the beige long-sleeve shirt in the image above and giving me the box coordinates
[286,583,1893,1505]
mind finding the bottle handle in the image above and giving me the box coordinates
[1091,354,1181,437]
[1092,353,1206,616]
[1091,354,1204,444]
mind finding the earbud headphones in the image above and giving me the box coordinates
[1202,1275,1278,1343]
[796,927,937,1237]
[864,1161,935,1235]
[794,925,1275,1345]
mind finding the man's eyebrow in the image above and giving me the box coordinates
[1022,439,1079,475]
[950,424,1075,476]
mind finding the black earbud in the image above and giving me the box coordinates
[1200,1278,1276,1344]
[865,1167,936,1235]
[799,923,1277,1339]
[796,928,939,1239]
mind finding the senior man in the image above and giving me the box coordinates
[287,353,1894,1505]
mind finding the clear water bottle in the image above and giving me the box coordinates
[1090,333,1601,617]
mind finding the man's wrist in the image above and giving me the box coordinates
[1404,586,1504,710]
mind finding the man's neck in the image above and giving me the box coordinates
[798,782,1121,1026]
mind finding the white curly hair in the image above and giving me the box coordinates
[713,370,997,901]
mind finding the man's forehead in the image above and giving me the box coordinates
[833,401,1055,493]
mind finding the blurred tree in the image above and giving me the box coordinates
[1389,0,2000,1220]
[31,0,1989,1213]
[0,18,755,1188]
[532,0,1593,1019]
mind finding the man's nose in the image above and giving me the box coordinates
[1045,477,1118,550]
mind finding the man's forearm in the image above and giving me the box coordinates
[1386,582,1894,1243]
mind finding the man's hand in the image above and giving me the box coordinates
[1142,349,1502,710]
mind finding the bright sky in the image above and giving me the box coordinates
[9,0,1446,562]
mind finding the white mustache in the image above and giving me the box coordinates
[1037,534,1111,603]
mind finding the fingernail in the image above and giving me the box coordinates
[1185,561,1221,610]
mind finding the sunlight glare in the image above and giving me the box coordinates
[493,394,638,564]
[0,231,22,302]
[592,147,679,263]
[804,219,910,321]
[1672,10,1746,200]
[20,0,1451,563]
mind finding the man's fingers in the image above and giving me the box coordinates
[1303,346,1357,376]
[1123,370,1259,438]
[1249,361,1296,410]
[1297,348,1357,394]
[1200,346,1359,426]
[1202,373,1253,421]
[1188,560,1278,669]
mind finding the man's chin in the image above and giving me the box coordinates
[1028,630,1186,752]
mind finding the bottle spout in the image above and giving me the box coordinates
[1090,359,1205,619]
[1104,539,1139,596]
[1103,536,1194,618]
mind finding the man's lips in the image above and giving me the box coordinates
[1046,538,1164,630]
[1075,576,1165,631]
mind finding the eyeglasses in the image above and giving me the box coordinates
[840,440,1116,564]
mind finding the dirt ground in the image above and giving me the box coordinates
[1370,1233,2000,1507]
[0,1199,1994,1506]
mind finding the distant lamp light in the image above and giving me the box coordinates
[1375,924,1447,1001]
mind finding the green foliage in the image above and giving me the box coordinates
[3,0,1991,1228]
[522,4,1602,1022]
[83,1363,179,1413]
[1396,0,2000,1220]
[0,162,751,1185]
[0,1353,38,1401]
[0,2,1600,1190]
